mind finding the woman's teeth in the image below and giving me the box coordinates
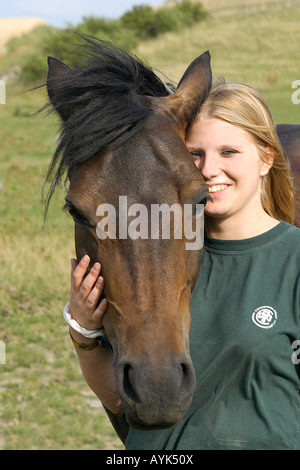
[208,184,228,193]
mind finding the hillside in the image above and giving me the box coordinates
[1,2,300,122]
[134,3,300,124]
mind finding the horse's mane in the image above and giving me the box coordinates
[44,35,172,212]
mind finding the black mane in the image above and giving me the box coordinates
[44,36,172,211]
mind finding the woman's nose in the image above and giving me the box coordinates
[199,154,220,180]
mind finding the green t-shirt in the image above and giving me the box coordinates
[125,222,300,450]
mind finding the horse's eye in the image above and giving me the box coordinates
[69,209,84,224]
[64,202,91,227]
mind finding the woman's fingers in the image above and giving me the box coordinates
[93,298,108,322]
[81,262,101,296]
[70,257,78,273]
[69,255,108,328]
[71,255,90,289]
[71,256,102,297]
[86,275,105,308]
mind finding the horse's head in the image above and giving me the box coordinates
[46,38,212,429]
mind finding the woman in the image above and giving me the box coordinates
[65,82,300,449]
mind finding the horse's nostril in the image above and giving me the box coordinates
[178,358,196,402]
[117,355,196,427]
[181,360,194,382]
[123,364,140,403]
[181,362,188,375]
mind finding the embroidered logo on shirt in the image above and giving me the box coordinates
[252,306,277,329]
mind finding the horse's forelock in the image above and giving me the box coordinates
[43,36,172,215]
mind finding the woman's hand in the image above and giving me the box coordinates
[69,255,108,331]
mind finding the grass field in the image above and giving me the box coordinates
[135,3,300,123]
[0,88,124,450]
[0,2,300,450]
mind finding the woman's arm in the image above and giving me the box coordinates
[68,255,123,415]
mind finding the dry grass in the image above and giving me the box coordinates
[135,4,300,123]
[0,18,46,53]
[166,0,298,12]
[1,2,300,449]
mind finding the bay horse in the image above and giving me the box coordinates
[45,37,300,442]
[277,124,300,226]
[45,37,211,439]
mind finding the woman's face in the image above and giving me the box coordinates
[186,116,271,223]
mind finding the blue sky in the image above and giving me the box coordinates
[0,0,164,27]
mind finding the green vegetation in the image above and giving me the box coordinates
[1,0,300,450]
[6,0,208,84]
[133,5,300,124]
[121,1,208,40]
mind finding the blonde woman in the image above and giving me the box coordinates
[67,82,300,450]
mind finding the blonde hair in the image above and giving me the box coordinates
[196,82,295,224]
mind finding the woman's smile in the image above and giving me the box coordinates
[207,183,231,197]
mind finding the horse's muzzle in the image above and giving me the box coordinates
[116,353,196,429]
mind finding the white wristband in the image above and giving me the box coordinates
[63,302,105,339]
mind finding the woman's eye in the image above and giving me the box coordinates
[190,151,202,159]
[222,149,237,156]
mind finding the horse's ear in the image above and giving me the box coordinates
[167,51,212,132]
[47,56,72,121]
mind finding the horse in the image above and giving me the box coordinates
[277,124,300,226]
[45,37,212,440]
[44,37,300,443]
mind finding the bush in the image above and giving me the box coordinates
[20,28,84,84]
[79,16,116,35]
[19,1,208,84]
[121,6,157,39]
[76,17,138,50]
[42,29,85,67]
[121,1,208,39]
[174,0,209,25]
[21,55,48,85]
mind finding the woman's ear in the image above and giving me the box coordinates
[260,146,275,176]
